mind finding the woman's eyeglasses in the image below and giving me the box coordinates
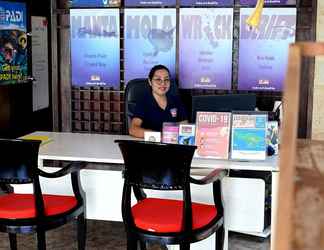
[152,78,170,85]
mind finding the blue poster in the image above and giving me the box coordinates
[70,9,120,88]
[124,9,176,85]
[179,8,233,89]
[180,0,233,7]
[0,0,28,84]
[238,8,296,91]
[71,0,120,7]
[125,0,175,7]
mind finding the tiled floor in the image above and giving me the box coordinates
[0,220,270,250]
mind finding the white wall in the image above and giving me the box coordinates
[312,2,324,139]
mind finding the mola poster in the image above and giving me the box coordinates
[125,0,175,7]
[180,0,233,7]
[240,0,296,5]
[70,9,120,88]
[238,8,296,91]
[0,0,27,84]
[124,9,176,84]
[179,8,233,89]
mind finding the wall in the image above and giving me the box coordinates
[52,0,317,135]
[312,1,324,139]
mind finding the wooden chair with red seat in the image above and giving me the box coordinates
[115,140,226,250]
[0,138,87,250]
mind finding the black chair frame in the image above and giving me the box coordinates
[116,139,227,250]
[0,138,87,250]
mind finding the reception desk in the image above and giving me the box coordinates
[15,131,279,250]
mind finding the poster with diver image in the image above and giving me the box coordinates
[180,0,233,7]
[124,9,176,85]
[125,0,175,7]
[179,8,233,89]
[70,9,120,88]
[237,8,296,91]
[240,0,296,6]
[0,0,27,84]
[70,0,120,7]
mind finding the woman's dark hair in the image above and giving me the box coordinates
[148,65,170,81]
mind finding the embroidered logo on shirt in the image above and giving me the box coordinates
[170,108,177,117]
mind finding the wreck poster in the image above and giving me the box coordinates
[124,9,176,84]
[238,8,296,91]
[0,0,28,84]
[70,9,120,88]
[179,8,233,89]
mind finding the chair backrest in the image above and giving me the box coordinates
[124,78,179,134]
[0,138,41,184]
[191,93,256,122]
[115,140,196,190]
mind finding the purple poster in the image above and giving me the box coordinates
[180,0,233,6]
[124,9,176,85]
[240,0,296,5]
[179,8,233,90]
[125,0,175,7]
[70,9,120,88]
[238,8,296,91]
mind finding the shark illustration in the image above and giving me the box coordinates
[147,28,175,56]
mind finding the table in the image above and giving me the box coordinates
[15,131,279,250]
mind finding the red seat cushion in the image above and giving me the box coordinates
[0,193,77,219]
[131,198,217,233]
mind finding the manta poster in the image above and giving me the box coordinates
[0,0,28,84]
[180,0,233,7]
[125,0,175,7]
[240,0,296,5]
[70,9,120,88]
[124,9,176,84]
[238,8,296,91]
[179,8,233,89]
[70,0,120,7]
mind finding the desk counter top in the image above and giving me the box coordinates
[29,131,278,172]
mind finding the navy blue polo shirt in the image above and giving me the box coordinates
[132,91,188,132]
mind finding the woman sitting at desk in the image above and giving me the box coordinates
[129,65,188,138]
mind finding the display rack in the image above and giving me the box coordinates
[71,87,124,134]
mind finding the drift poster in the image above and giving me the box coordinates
[238,8,296,91]
[179,8,233,89]
[240,0,296,5]
[70,9,120,88]
[180,0,233,7]
[0,0,27,84]
[124,9,176,84]
[71,0,120,7]
[125,0,175,7]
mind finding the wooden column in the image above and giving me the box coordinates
[274,42,324,250]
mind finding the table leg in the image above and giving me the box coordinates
[270,171,279,250]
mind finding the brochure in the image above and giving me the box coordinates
[178,124,195,145]
[231,112,268,160]
[162,122,179,144]
[195,112,231,159]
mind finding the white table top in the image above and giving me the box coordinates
[29,131,279,172]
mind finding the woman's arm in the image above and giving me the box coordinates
[129,117,152,138]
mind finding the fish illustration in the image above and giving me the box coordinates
[203,24,218,48]
[147,28,175,56]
